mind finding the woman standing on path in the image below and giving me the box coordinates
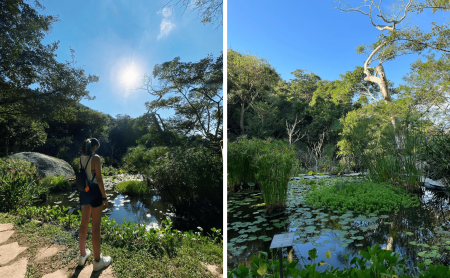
[78,138,112,271]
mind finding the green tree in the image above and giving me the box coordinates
[142,53,223,143]
[335,0,450,129]
[400,53,450,129]
[227,49,280,135]
[0,0,99,153]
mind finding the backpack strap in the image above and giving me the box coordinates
[81,154,96,183]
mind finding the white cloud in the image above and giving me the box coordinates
[160,7,172,17]
[157,8,175,40]
[158,19,175,40]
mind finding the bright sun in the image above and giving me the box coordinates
[121,65,139,86]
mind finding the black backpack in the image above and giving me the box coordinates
[75,154,96,192]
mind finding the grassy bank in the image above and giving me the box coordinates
[0,208,222,277]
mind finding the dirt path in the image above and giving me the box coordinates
[0,223,114,278]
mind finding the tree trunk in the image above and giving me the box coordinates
[364,63,399,142]
[240,102,245,135]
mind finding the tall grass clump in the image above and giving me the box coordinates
[362,123,425,191]
[116,180,148,195]
[0,158,45,212]
[41,175,70,192]
[227,136,260,189]
[254,140,297,213]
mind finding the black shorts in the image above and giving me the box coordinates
[79,183,103,208]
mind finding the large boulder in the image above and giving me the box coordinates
[7,152,75,179]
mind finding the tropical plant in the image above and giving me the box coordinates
[0,158,45,212]
[228,243,450,278]
[362,121,425,191]
[253,139,297,213]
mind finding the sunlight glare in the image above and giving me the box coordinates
[121,64,140,87]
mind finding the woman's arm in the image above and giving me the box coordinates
[92,156,107,198]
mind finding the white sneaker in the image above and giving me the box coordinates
[93,253,112,271]
[78,248,91,266]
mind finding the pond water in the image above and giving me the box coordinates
[39,174,221,232]
[227,177,450,274]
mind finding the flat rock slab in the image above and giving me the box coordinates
[343,173,361,177]
[0,257,28,278]
[0,230,14,244]
[42,269,67,278]
[314,175,330,178]
[76,264,115,278]
[0,242,27,265]
[36,245,64,262]
[202,263,222,278]
[423,177,446,188]
[0,223,14,232]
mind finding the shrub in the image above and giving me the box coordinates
[149,146,222,217]
[41,175,70,192]
[0,157,45,212]
[116,180,148,195]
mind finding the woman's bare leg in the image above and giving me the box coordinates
[91,205,103,261]
[79,205,92,256]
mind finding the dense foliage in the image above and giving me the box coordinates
[149,146,222,218]
[16,205,222,258]
[420,131,450,187]
[228,244,450,278]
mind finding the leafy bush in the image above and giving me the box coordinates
[305,179,420,213]
[149,146,222,217]
[0,157,45,212]
[41,175,70,192]
[116,180,148,195]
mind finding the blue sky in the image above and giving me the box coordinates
[228,1,447,89]
[39,0,222,119]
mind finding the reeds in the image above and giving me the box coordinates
[362,124,424,191]
[228,138,297,213]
